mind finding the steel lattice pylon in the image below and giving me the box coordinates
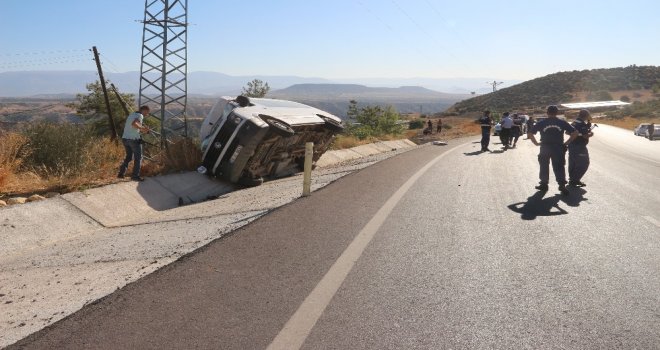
[139,0,189,148]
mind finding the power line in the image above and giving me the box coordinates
[0,49,92,70]
[354,0,457,74]
[388,0,471,72]
[98,53,124,74]
[0,49,88,57]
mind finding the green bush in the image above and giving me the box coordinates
[408,120,425,129]
[344,101,405,140]
[22,122,97,176]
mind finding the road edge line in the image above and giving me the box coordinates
[266,143,462,350]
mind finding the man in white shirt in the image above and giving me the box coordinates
[118,105,151,181]
[500,112,514,149]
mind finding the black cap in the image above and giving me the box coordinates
[547,105,559,114]
[578,109,590,118]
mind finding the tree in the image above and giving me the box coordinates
[69,81,136,136]
[241,79,270,98]
[344,100,405,140]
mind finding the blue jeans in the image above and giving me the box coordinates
[120,138,142,178]
[538,144,566,185]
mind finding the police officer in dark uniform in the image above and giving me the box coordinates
[567,109,593,187]
[527,105,578,195]
[479,110,493,152]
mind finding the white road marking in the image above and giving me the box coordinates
[643,216,660,228]
[266,144,460,350]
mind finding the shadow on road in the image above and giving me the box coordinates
[508,191,567,220]
[560,187,588,207]
[463,150,485,156]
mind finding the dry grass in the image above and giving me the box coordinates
[0,133,127,197]
[573,89,658,103]
[0,132,29,191]
[161,138,203,172]
[595,116,659,130]
[331,135,378,150]
[1,116,483,198]
[0,128,207,200]
[409,117,481,144]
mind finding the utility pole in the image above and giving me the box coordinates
[92,46,118,142]
[487,80,504,92]
[110,83,130,117]
[139,0,189,148]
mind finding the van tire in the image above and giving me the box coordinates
[260,115,295,137]
[318,115,344,133]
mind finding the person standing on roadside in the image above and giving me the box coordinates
[649,122,656,140]
[527,105,578,195]
[511,113,523,147]
[500,112,513,148]
[436,118,443,134]
[525,116,535,139]
[479,110,493,152]
[118,105,151,181]
[567,109,593,187]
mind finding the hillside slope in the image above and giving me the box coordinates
[447,66,660,113]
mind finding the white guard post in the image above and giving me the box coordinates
[302,142,314,197]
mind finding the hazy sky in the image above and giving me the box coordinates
[1,0,658,80]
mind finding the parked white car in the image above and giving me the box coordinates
[634,123,651,136]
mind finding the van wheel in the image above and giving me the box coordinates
[318,115,344,133]
[238,176,263,187]
[260,115,295,137]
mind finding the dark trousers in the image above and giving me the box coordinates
[500,128,511,146]
[538,144,566,185]
[481,129,490,150]
[511,128,520,145]
[119,138,143,178]
[568,146,589,182]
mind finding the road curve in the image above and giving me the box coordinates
[8,126,660,349]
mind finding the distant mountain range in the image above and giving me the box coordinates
[0,70,500,116]
[0,70,520,97]
[270,84,471,116]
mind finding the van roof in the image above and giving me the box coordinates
[228,97,342,125]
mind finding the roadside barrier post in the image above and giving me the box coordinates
[302,142,313,197]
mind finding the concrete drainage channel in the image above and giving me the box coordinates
[0,140,420,347]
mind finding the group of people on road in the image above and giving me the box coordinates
[479,105,594,195]
[498,112,526,149]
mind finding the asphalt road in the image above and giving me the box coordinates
[8,125,660,349]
